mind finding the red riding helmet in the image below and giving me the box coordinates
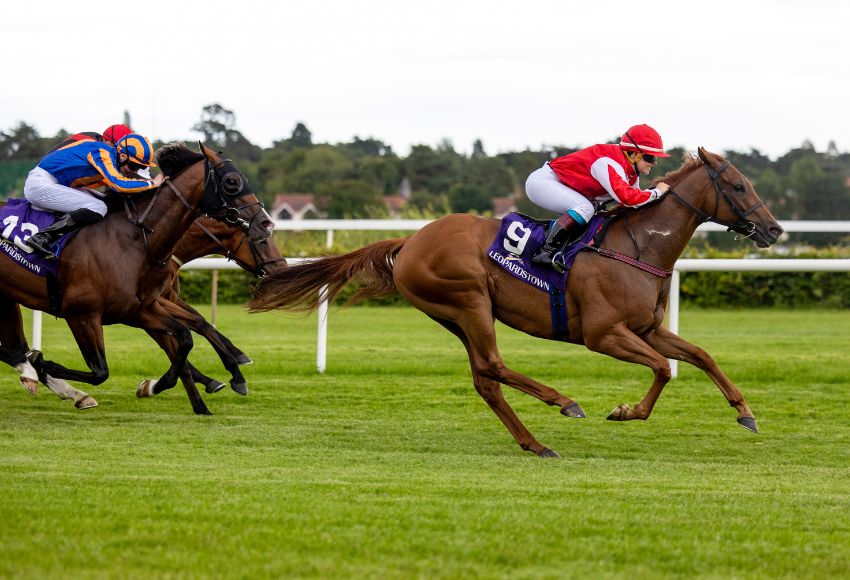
[619,124,670,158]
[102,124,133,146]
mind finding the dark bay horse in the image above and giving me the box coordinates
[0,143,274,415]
[250,148,784,457]
[139,215,287,396]
[10,214,286,408]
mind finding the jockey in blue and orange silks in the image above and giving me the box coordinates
[525,124,672,270]
[23,133,163,259]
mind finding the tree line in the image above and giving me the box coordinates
[2,103,849,225]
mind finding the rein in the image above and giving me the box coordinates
[581,243,672,278]
[585,159,765,279]
[124,176,201,265]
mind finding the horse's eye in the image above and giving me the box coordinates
[733,183,746,194]
[223,173,242,194]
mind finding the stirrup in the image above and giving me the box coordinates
[551,251,567,273]
[26,235,58,260]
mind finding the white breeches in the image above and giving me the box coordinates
[525,163,595,223]
[24,167,107,216]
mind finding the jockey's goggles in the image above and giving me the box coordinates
[642,154,658,164]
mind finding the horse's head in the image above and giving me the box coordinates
[666,148,783,248]
[198,144,275,244]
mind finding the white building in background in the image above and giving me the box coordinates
[271,194,323,220]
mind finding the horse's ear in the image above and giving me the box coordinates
[697,147,713,166]
[198,142,214,161]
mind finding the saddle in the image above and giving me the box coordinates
[0,199,79,276]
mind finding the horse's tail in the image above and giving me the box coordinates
[249,237,408,313]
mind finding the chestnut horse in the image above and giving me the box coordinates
[8,214,286,409]
[0,143,274,415]
[250,148,784,457]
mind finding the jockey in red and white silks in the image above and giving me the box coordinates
[524,124,671,270]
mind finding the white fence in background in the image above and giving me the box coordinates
[28,220,850,376]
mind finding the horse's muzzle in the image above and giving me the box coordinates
[754,223,784,247]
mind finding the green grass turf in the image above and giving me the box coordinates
[1,306,849,578]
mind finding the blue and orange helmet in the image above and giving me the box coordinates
[116,133,156,167]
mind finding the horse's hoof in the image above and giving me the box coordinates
[606,403,631,421]
[235,354,253,366]
[205,380,226,394]
[136,379,156,398]
[537,448,561,459]
[560,402,587,418]
[75,396,98,410]
[19,377,39,395]
[737,416,759,433]
[231,382,249,396]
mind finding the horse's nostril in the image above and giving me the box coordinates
[768,226,784,239]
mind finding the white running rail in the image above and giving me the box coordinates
[28,220,850,375]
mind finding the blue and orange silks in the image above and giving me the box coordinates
[37,139,155,194]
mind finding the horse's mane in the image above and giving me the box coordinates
[650,151,719,187]
[156,143,205,177]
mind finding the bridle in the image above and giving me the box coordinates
[201,156,266,235]
[185,219,285,278]
[667,162,763,238]
[124,152,271,265]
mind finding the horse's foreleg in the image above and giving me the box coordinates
[643,326,757,432]
[133,302,210,415]
[160,298,249,395]
[172,296,251,364]
[584,323,672,422]
[142,329,225,395]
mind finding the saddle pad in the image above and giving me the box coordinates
[0,198,74,277]
[487,212,605,293]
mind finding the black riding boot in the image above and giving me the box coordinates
[27,208,103,260]
[531,213,580,271]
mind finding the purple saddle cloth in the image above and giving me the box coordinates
[0,198,75,277]
[487,213,605,293]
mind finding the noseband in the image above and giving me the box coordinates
[667,162,764,238]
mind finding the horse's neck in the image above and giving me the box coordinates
[173,229,229,263]
[617,189,703,271]
[143,168,206,263]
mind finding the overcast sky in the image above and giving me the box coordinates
[2,0,848,159]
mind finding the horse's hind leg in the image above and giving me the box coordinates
[39,315,110,386]
[0,302,97,408]
[643,325,757,432]
[0,302,39,394]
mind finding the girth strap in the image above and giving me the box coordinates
[549,286,569,341]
